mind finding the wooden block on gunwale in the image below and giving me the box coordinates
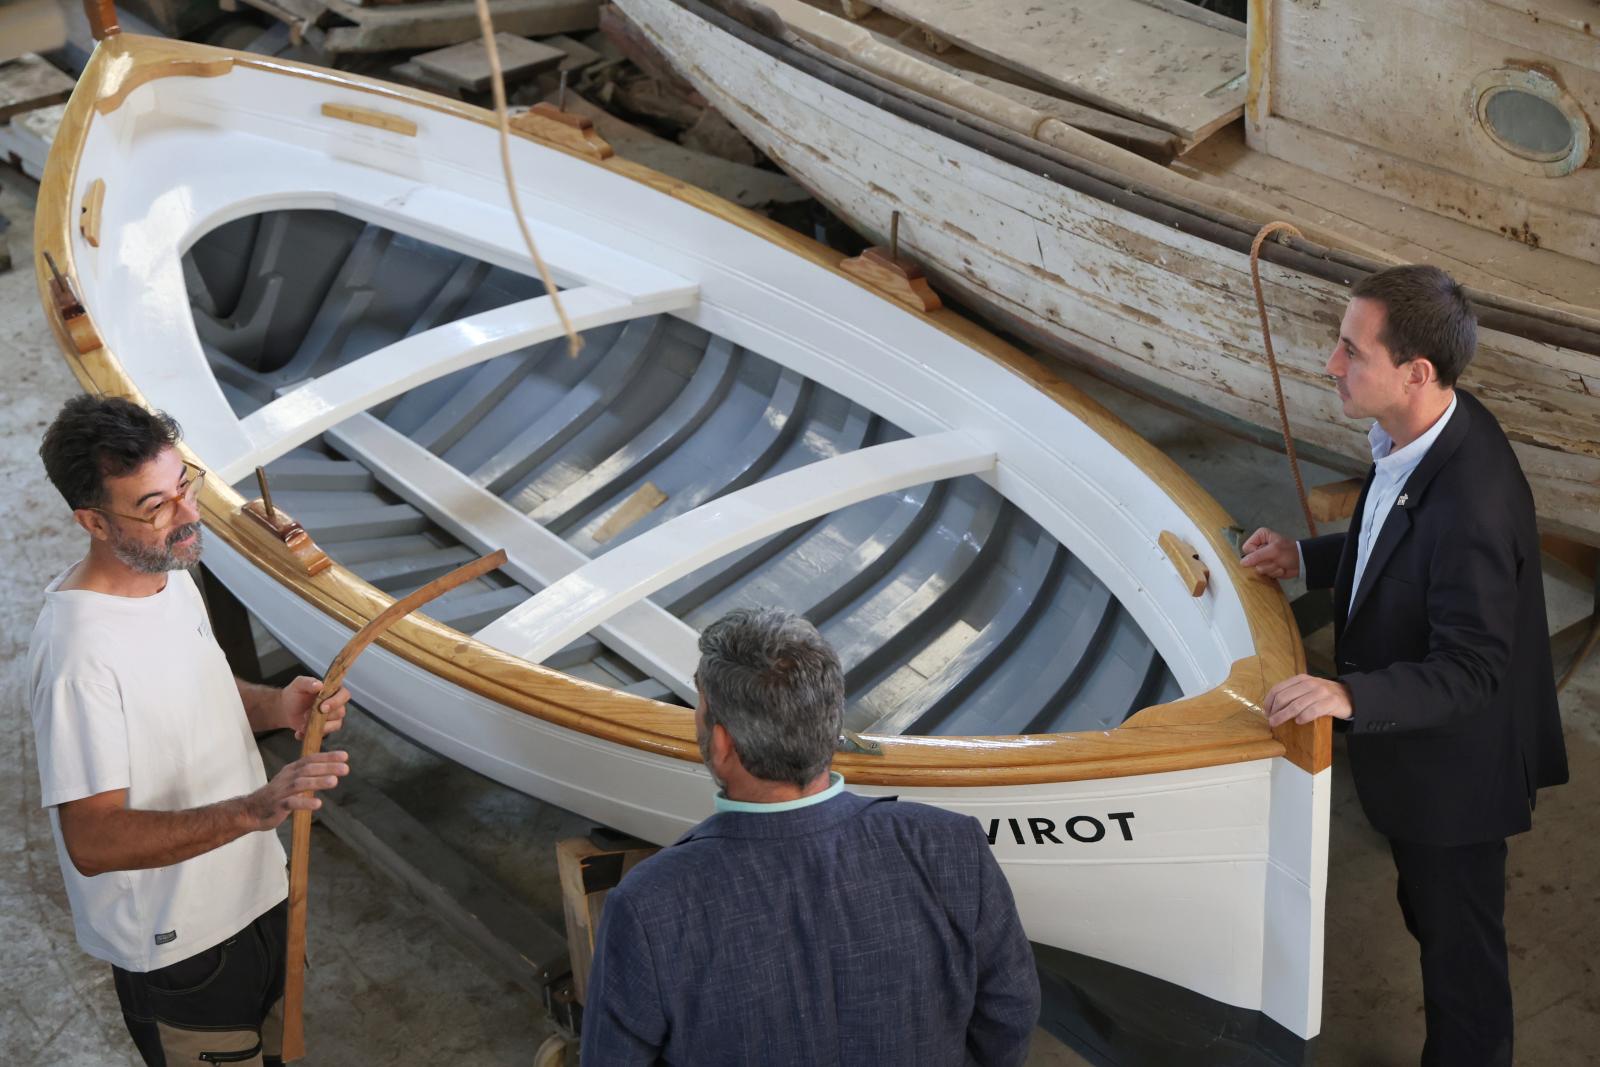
[414,32,566,91]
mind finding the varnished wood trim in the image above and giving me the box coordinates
[37,34,1318,785]
[321,102,419,137]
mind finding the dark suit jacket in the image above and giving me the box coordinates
[1300,389,1567,846]
[580,791,1040,1067]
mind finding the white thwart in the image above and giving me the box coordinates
[473,431,995,661]
[223,282,698,482]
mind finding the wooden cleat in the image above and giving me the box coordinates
[42,250,102,354]
[1159,530,1210,597]
[839,247,942,313]
[510,102,615,161]
[242,467,332,577]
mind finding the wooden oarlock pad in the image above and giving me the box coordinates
[241,467,331,577]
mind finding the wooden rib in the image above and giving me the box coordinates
[37,33,1317,783]
[472,431,996,663]
[534,337,737,534]
[320,101,419,136]
[282,548,506,1062]
[865,531,1056,736]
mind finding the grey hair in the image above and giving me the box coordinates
[696,607,845,787]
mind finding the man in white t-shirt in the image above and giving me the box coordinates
[29,396,354,1067]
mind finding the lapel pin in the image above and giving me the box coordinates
[1397,493,1409,507]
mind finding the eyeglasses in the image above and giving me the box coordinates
[93,462,207,530]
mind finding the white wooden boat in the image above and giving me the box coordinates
[37,32,1329,1062]
[616,0,1600,548]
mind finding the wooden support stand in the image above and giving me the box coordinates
[839,247,942,313]
[1309,477,1364,524]
[557,833,659,1005]
[511,102,615,161]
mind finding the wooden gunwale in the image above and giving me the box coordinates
[35,33,1323,785]
[685,0,1600,349]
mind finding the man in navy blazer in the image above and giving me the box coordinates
[580,607,1040,1066]
[1242,265,1567,1066]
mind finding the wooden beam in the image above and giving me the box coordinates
[1308,477,1364,524]
[473,431,996,662]
[323,413,703,698]
[224,282,696,482]
[0,54,75,124]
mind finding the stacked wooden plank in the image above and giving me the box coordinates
[838,0,1247,150]
[228,0,600,54]
[0,54,74,181]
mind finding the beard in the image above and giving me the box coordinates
[109,521,203,574]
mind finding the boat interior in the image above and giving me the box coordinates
[768,0,1600,320]
[185,208,1185,739]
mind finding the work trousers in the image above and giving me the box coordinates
[1389,838,1512,1067]
[112,899,288,1066]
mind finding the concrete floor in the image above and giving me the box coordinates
[2,160,1597,1065]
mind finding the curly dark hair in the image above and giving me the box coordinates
[40,395,182,511]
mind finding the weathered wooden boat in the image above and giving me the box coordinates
[616,0,1600,547]
[37,30,1330,1063]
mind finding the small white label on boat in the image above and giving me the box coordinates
[985,812,1135,846]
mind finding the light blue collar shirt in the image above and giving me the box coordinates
[1349,392,1458,598]
[714,772,846,814]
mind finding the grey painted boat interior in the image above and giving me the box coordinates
[184,209,1182,737]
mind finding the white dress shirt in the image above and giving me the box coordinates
[1349,393,1457,597]
[1294,393,1457,596]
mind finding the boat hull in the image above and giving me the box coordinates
[618,0,1600,547]
[205,531,1328,1045]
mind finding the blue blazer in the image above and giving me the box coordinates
[1302,389,1568,845]
[581,791,1040,1066]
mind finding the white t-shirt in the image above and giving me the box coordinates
[27,565,287,972]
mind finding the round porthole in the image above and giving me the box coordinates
[1468,68,1592,178]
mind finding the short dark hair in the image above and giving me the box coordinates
[1351,265,1477,387]
[40,395,182,510]
[697,608,845,787]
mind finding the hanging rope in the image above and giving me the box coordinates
[1250,220,1318,538]
[473,0,584,357]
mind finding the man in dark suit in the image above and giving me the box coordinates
[1241,265,1568,1066]
[580,607,1040,1066]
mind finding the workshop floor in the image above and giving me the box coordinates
[3,163,1596,1065]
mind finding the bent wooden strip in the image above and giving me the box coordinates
[474,431,996,661]
[224,282,697,482]
[282,548,507,1062]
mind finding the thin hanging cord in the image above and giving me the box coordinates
[1250,220,1318,538]
[473,0,584,356]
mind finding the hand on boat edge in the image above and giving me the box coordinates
[1240,527,1300,581]
[1264,673,1352,726]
